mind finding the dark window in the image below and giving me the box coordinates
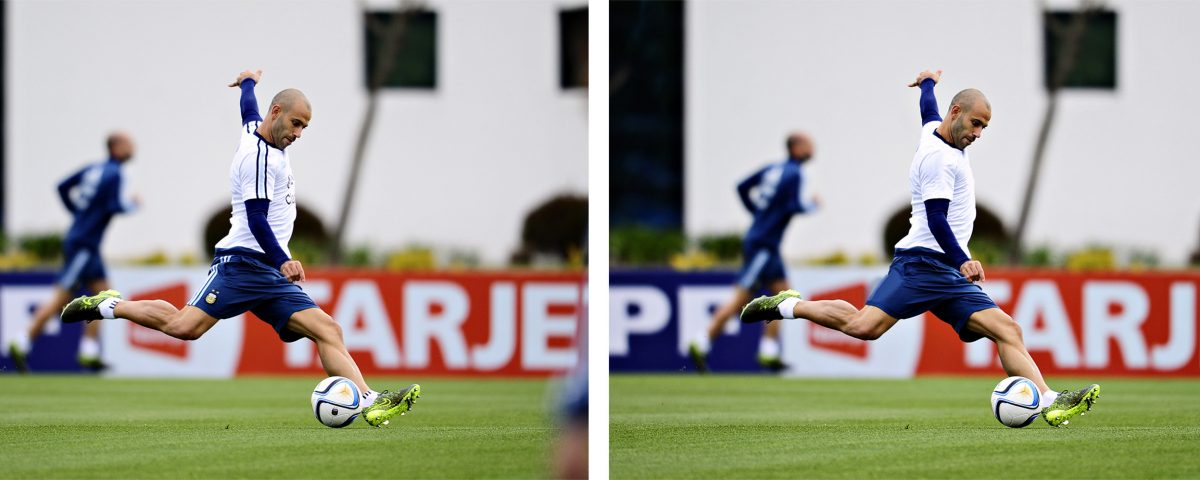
[364,10,437,89]
[559,7,588,89]
[610,1,685,229]
[1043,10,1117,89]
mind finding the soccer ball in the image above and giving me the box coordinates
[311,376,363,428]
[990,376,1042,428]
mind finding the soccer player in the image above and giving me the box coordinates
[740,69,1100,427]
[60,69,420,427]
[687,133,819,373]
[6,133,139,373]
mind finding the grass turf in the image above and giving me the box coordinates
[0,376,559,478]
[611,375,1200,479]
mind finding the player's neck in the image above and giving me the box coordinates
[255,122,276,145]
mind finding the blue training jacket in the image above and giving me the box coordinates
[737,159,811,249]
[57,158,133,249]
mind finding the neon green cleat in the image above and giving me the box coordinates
[740,290,803,324]
[78,355,109,372]
[758,355,787,372]
[61,290,122,324]
[687,342,709,374]
[1042,384,1100,427]
[363,384,421,427]
[8,342,29,374]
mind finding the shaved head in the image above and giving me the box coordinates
[106,131,135,162]
[263,88,312,150]
[943,88,991,149]
[786,131,814,162]
[950,88,990,115]
[270,88,310,114]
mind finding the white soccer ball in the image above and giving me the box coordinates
[311,376,363,428]
[990,376,1041,428]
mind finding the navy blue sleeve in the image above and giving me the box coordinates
[56,168,86,213]
[919,78,941,125]
[240,79,262,125]
[924,199,970,268]
[244,199,291,269]
[101,170,124,214]
[736,167,766,213]
[780,169,808,214]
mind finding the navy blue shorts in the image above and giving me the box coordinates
[865,248,998,342]
[736,244,786,291]
[187,254,319,343]
[57,245,107,291]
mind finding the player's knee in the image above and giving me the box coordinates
[311,311,343,342]
[997,313,1022,342]
[164,322,204,341]
[843,322,883,341]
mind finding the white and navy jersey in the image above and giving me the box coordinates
[894,121,976,256]
[213,121,297,259]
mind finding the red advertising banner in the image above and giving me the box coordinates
[101,269,585,378]
[915,270,1199,376]
[612,268,1200,377]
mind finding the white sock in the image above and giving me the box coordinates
[778,297,800,319]
[1040,390,1059,409]
[759,336,781,359]
[362,389,379,405]
[79,336,101,359]
[692,335,711,355]
[98,298,121,319]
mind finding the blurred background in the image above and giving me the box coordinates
[4,0,588,270]
[613,0,1200,269]
[610,0,1200,377]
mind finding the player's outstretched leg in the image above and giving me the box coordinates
[60,290,123,323]
[1041,384,1100,427]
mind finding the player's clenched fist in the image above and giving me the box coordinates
[229,69,263,87]
[959,260,985,283]
[281,259,306,282]
[907,69,943,87]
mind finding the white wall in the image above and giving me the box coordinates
[686,0,1200,265]
[6,0,587,265]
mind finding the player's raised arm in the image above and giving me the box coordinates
[229,69,263,125]
[908,69,943,125]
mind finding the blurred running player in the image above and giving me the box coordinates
[687,132,819,373]
[6,133,139,372]
[60,69,420,427]
[741,69,1100,427]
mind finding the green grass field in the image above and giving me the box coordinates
[0,376,559,478]
[611,375,1200,479]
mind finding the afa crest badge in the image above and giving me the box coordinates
[205,291,218,304]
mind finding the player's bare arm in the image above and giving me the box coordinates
[907,69,943,87]
[228,69,263,87]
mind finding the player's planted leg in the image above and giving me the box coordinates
[286,308,422,427]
